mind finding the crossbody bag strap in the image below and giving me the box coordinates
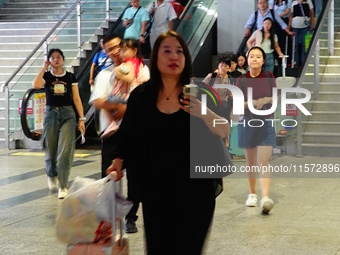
[132,6,142,19]
[298,1,307,18]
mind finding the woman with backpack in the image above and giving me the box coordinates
[236,46,277,215]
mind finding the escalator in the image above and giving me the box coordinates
[20,0,218,148]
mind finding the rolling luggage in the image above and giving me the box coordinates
[276,35,303,78]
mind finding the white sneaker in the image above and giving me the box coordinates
[47,176,58,191]
[259,196,274,214]
[245,193,258,207]
[58,188,68,199]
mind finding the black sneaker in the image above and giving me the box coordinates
[125,219,138,233]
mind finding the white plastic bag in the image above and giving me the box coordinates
[56,176,133,244]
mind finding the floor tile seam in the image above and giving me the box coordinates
[0,160,97,186]
[0,208,57,228]
[0,172,102,210]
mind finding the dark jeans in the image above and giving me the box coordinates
[292,26,310,66]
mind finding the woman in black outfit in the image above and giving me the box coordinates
[107,31,230,254]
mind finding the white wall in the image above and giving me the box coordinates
[217,0,255,54]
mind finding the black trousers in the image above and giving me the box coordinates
[102,133,140,221]
[142,180,216,255]
[101,132,119,178]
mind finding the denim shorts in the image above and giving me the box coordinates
[238,116,276,148]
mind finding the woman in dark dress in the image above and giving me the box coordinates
[107,31,230,254]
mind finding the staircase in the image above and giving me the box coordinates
[0,0,132,148]
[300,1,340,156]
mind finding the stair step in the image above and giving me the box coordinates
[0,20,108,29]
[307,101,340,104]
[317,91,340,95]
[303,132,340,136]
[310,111,340,114]
[302,143,340,148]
[302,121,340,125]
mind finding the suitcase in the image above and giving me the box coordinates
[276,56,296,89]
[65,174,129,255]
[276,35,303,78]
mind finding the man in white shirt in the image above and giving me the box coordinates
[147,0,177,47]
[89,33,150,234]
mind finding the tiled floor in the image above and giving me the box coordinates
[1,148,340,255]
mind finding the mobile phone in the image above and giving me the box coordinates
[182,84,199,98]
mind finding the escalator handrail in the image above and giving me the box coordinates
[173,0,194,31]
[20,88,45,141]
[20,88,96,141]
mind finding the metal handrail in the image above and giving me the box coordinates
[75,3,131,80]
[173,0,194,30]
[296,0,333,156]
[1,0,81,90]
[20,88,45,141]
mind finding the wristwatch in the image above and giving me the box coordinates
[140,34,144,37]
[79,116,86,121]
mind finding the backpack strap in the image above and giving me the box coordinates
[270,9,275,24]
[254,8,275,31]
[241,74,247,94]
[263,70,274,97]
[253,10,258,31]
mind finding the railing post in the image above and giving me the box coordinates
[4,85,9,149]
[314,39,320,100]
[77,0,82,57]
[44,40,48,60]
[328,0,334,55]
[106,0,110,21]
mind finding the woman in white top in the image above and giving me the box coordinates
[247,17,284,72]
[274,0,292,23]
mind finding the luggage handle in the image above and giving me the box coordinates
[286,35,296,68]
[109,172,124,247]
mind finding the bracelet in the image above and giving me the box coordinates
[140,34,144,37]
[79,116,86,121]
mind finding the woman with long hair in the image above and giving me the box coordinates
[107,31,230,254]
[247,17,284,72]
[32,48,85,199]
[236,46,277,214]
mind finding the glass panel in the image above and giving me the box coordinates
[176,0,214,43]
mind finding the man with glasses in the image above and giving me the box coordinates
[89,33,149,234]
[89,33,125,178]
[244,0,295,38]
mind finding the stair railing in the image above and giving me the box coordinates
[296,0,334,156]
[0,0,114,149]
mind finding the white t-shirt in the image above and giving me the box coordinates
[89,64,150,133]
[291,0,314,29]
[147,1,177,37]
[251,30,278,54]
